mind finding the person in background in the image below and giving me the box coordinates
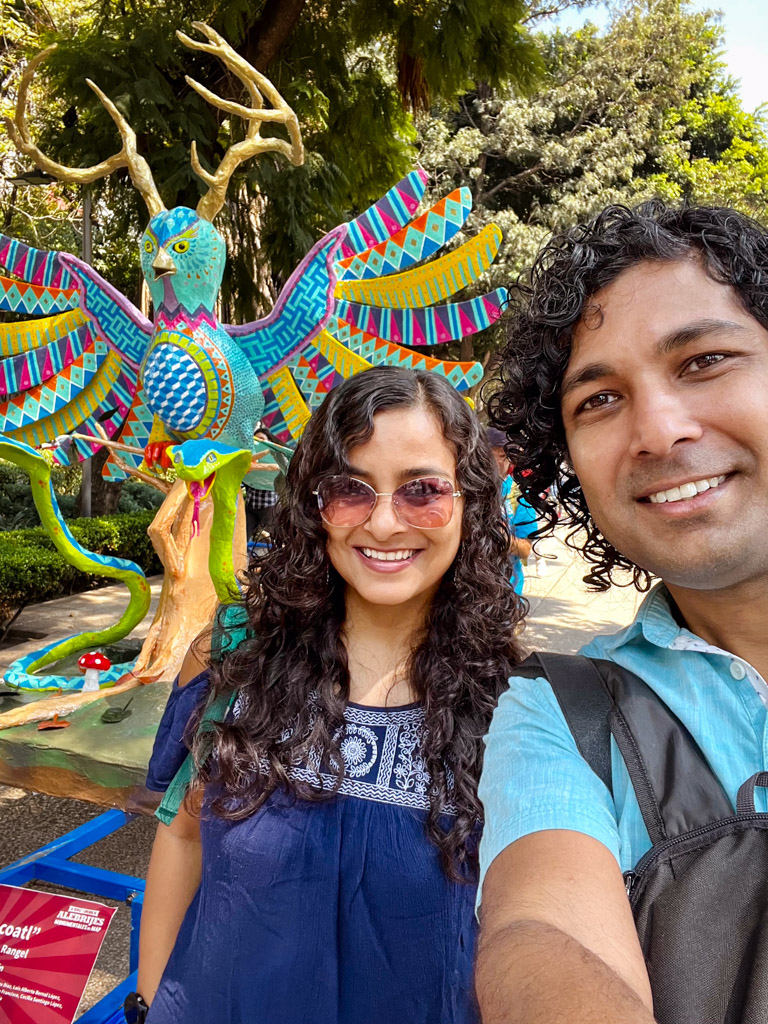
[486,427,538,594]
[243,425,280,541]
[132,367,524,1024]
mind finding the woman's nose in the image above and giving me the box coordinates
[364,494,407,537]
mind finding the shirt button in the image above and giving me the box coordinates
[730,661,747,680]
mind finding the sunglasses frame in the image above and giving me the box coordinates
[313,474,463,530]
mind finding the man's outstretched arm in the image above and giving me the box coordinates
[475,830,656,1024]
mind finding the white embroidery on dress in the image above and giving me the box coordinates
[377,721,400,786]
[393,719,430,797]
[345,703,424,727]
[238,701,456,812]
[340,724,378,778]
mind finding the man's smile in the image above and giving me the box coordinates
[639,474,728,504]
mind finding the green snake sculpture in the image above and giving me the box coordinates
[168,439,260,604]
[1,435,152,690]
[2,436,283,689]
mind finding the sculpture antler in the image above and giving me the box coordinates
[3,45,165,218]
[177,22,305,222]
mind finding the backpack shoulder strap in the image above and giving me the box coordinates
[155,603,250,826]
[155,689,233,825]
[516,652,615,795]
[516,651,735,844]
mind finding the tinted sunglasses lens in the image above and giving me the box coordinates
[316,476,375,526]
[394,477,456,528]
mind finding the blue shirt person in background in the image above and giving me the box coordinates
[486,428,539,594]
[474,202,768,1024]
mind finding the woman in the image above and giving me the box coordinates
[135,366,524,1024]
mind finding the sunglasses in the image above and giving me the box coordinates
[314,475,462,530]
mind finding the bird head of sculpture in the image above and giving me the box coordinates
[3,22,304,318]
[140,207,226,314]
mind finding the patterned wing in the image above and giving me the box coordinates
[226,172,507,443]
[331,187,507,383]
[223,226,347,443]
[0,233,153,478]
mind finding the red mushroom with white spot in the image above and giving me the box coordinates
[77,651,112,692]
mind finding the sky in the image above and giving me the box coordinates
[553,0,768,113]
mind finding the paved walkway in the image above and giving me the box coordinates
[520,529,643,654]
[0,536,642,1017]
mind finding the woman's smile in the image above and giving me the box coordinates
[355,546,424,571]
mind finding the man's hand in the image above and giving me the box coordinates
[476,830,655,1024]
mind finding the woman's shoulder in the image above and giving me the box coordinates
[178,641,211,688]
[145,652,212,794]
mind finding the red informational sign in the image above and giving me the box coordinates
[0,884,116,1024]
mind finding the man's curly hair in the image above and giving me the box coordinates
[486,200,768,591]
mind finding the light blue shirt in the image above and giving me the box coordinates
[478,583,768,905]
[500,477,539,595]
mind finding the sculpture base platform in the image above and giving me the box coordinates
[0,682,171,813]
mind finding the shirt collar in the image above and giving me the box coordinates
[599,582,685,651]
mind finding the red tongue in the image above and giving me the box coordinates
[188,477,212,537]
[191,494,201,537]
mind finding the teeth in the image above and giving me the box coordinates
[648,475,726,504]
[361,548,416,562]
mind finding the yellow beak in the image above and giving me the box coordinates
[152,248,177,279]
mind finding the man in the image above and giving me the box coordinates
[486,426,538,594]
[475,201,768,1022]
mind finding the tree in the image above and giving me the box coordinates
[1,0,545,320]
[417,0,768,362]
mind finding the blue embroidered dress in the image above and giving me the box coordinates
[145,671,479,1023]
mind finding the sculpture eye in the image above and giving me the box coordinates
[143,239,154,254]
[206,453,217,463]
[173,239,190,254]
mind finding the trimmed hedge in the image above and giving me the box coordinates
[0,511,162,622]
[0,459,163,529]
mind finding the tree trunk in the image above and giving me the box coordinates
[76,446,124,516]
[132,481,248,682]
[242,0,309,71]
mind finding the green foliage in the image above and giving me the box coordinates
[0,511,161,620]
[0,459,162,528]
[117,480,165,514]
[1,0,545,320]
[417,0,768,345]
[0,458,78,529]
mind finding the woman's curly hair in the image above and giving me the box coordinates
[195,366,524,881]
[486,200,768,591]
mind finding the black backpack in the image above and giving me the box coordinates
[517,652,768,1024]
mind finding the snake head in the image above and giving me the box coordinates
[169,440,251,537]
[169,441,253,515]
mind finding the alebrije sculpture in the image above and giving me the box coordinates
[0,23,508,694]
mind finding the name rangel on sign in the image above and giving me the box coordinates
[0,884,116,1023]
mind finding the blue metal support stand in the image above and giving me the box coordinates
[0,809,144,1023]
